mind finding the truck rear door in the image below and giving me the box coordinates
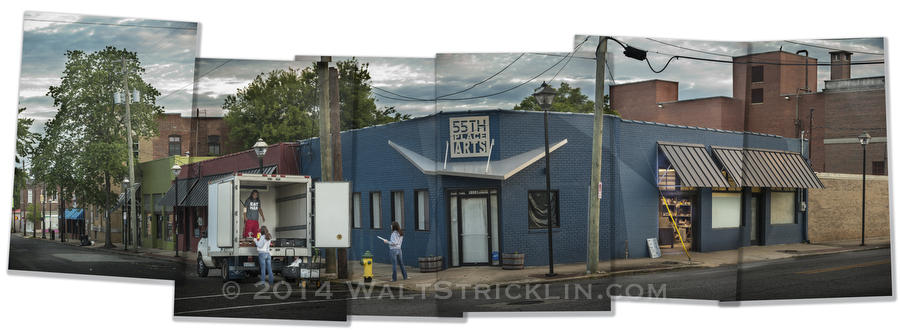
[216,180,235,248]
[313,181,351,248]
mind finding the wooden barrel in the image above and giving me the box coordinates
[502,253,525,270]
[418,256,443,273]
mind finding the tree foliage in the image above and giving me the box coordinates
[512,82,619,116]
[40,46,163,211]
[223,58,410,149]
[14,107,37,209]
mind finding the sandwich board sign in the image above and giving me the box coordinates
[647,238,662,259]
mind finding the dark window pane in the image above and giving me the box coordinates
[751,88,764,104]
[168,135,181,156]
[751,66,764,83]
[872,161,885,175]
[528,190,559,229]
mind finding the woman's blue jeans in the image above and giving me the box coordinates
[391,248,407,281]
[258,252,273,285]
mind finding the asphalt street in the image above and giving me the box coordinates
[174,266,612,320]
[606,247,893,301]
[7,235,180,280]
[173,248,891,320]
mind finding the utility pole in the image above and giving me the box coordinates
[329,66,349,279]
[41,186,45,239]
[587,36,608,274]
[317,57,337,274]
[122,56,139,252]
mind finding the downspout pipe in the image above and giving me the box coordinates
[794,50,810,138]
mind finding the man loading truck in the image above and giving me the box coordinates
[243,189,266,240]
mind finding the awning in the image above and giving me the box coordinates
[112,183,141,211]
[658,142,730,188]
[711,146,824,189]
[64,209,84,220]
[389,139,568,180]
[160,165,278,207]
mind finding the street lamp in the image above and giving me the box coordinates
[123,177,130,251]
[171,163,182,257]
[253,138,268,169]
[533,81,557,277]
[858,132,870,246]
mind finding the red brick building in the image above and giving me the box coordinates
[138,110,234,162]
[610,50,886,175]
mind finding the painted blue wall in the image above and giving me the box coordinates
[297,110,808,266]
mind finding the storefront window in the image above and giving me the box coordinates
[352,193,361,229]
[414,190,429,231]
[711,192,741,228]
[391,191,404,225]
[528,190,559,229]
[370,192,381,229]
[770,191,796,224]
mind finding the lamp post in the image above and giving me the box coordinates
[172,163,182,257]
[858,132,870,246]
[123,177,130,251]
[253,138,268,170]
[533,81,557,277]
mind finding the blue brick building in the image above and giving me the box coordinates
[297,110,821,268]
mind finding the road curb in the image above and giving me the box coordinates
[22,234,190,264]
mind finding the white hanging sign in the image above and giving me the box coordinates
[449,116,490,158]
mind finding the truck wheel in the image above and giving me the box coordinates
[220,259,230,282]
[197,254,209,277]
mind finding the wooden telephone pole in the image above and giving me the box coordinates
[587,37,607,274]
[317,57,348,278]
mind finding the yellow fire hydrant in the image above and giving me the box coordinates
[360,250,374,282]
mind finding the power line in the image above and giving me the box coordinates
[158,59,232,102]
[785,40,884,56]
[374,38,593,102]
[24,18,197,31]
[645,38,736,58]
[549,36,591,83]
[436,53,525,98]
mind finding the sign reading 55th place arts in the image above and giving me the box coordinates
[450,116,490,158]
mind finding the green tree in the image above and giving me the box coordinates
[512,82,619,116]
[44,46,163,245]
[223,58,409,149]
[14,107,37,210]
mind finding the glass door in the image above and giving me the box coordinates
[460,197,489,264]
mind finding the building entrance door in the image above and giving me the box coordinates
[448,189,499,266]
[460,197,489,264]
[750,193,762,245]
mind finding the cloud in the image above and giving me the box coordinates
[17,11,198,134]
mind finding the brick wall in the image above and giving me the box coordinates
[807,173,890,243]
[142,113,232,161]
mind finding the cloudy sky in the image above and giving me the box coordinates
[429,36,885,112]
[17,11,198,134]
[192,56,436,118]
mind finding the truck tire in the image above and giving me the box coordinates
[220,259,230,282]
[197,253,209,277]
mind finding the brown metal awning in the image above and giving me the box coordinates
[711,146,824,189]
[658,142,730,188]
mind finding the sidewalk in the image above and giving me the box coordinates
[18,233,193,264]
[342,237,891,291]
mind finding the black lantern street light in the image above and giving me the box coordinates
[533,81,558,277]
[253,138,268,169]
[858,132,871,246]
[171,163,182,257]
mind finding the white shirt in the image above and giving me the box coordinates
[388,231,403,250]
[254,236,271,253]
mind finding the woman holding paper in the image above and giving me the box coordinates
[382,221,407,281]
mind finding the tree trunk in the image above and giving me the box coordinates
[104,171,112,248]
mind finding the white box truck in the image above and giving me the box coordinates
[196,173,350,281]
